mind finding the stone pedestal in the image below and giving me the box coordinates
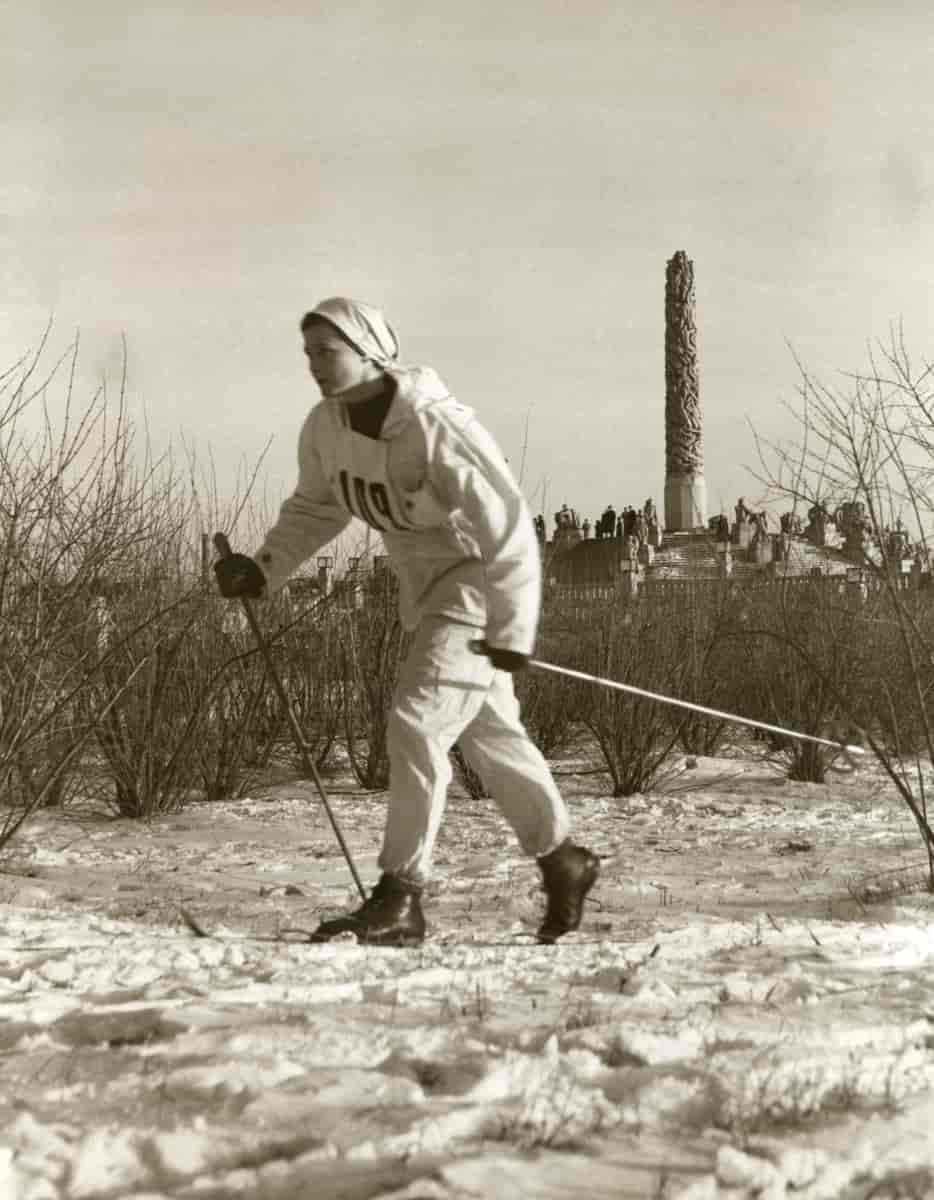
[316,556,333,595]
[664,474,707,533]
[553,528,584,553]
[846,575,868,606]
[805,523,827,548]
[749,538,773,566]
[734,521,753,550]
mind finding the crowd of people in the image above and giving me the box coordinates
[534,499,661,547]
[533,494,927,579]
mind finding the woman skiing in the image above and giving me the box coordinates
[215,297,599,944]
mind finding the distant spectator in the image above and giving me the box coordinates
[555,503,578,533]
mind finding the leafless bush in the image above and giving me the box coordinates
[859,590,934,752]
[274,589,345,772]
[515,617,577,758]
[723,579,868,782]
[754,329,934,880]
[571,597,685,797]
[664,580,745,758]
[0,326,276,829]
[0,331,182,847]
[338,566,410,789]
[81,476,275,815]
[169,596,269,802]
[79,575,210,817]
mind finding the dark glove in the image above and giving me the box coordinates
[471,639,530,673]
[214,552,266,599]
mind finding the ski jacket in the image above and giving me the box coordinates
[254,366,541,654]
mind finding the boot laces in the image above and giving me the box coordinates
[361,880,391,912]
[363,875,411,911]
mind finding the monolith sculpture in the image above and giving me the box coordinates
[664,250,707,532]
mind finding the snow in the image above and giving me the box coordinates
[1,750,933,1197]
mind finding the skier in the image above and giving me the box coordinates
[214,297,599,945]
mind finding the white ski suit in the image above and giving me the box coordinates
[255,310,570,883]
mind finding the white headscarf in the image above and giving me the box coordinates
[308,297,400,368]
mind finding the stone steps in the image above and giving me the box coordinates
[648,532,853,582]
[548,530,857,589]
[649,532,727,580]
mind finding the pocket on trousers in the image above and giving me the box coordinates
[395,620,491,728]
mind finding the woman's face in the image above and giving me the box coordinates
[302,323,381,397]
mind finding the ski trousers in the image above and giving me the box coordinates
[379,616,571,885]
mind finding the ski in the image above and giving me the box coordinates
[177,908,620,948]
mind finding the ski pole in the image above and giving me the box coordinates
[471,642,865,762]
[214,533,366,901]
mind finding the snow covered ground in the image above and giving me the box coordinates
[2,748,934,1199]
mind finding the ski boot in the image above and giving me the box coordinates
[309,874,426,946]
[537,840,600,944]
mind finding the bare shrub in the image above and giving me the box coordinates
[1,340,271,821]
[514,617,577,758]
[338,565,409,789]
[169,595,269,802]
[83,530,267,815]
[572,597,685,797]
[724,579,867,783]
[0,332,179,847]
[863,591,933,756]
[274,588,345,773]
[81,577,208,817]
[664,580,745,758]
[754,329,934,880]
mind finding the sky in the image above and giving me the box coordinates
[3,0,933,542]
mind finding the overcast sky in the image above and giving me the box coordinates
[4,1,933,538]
